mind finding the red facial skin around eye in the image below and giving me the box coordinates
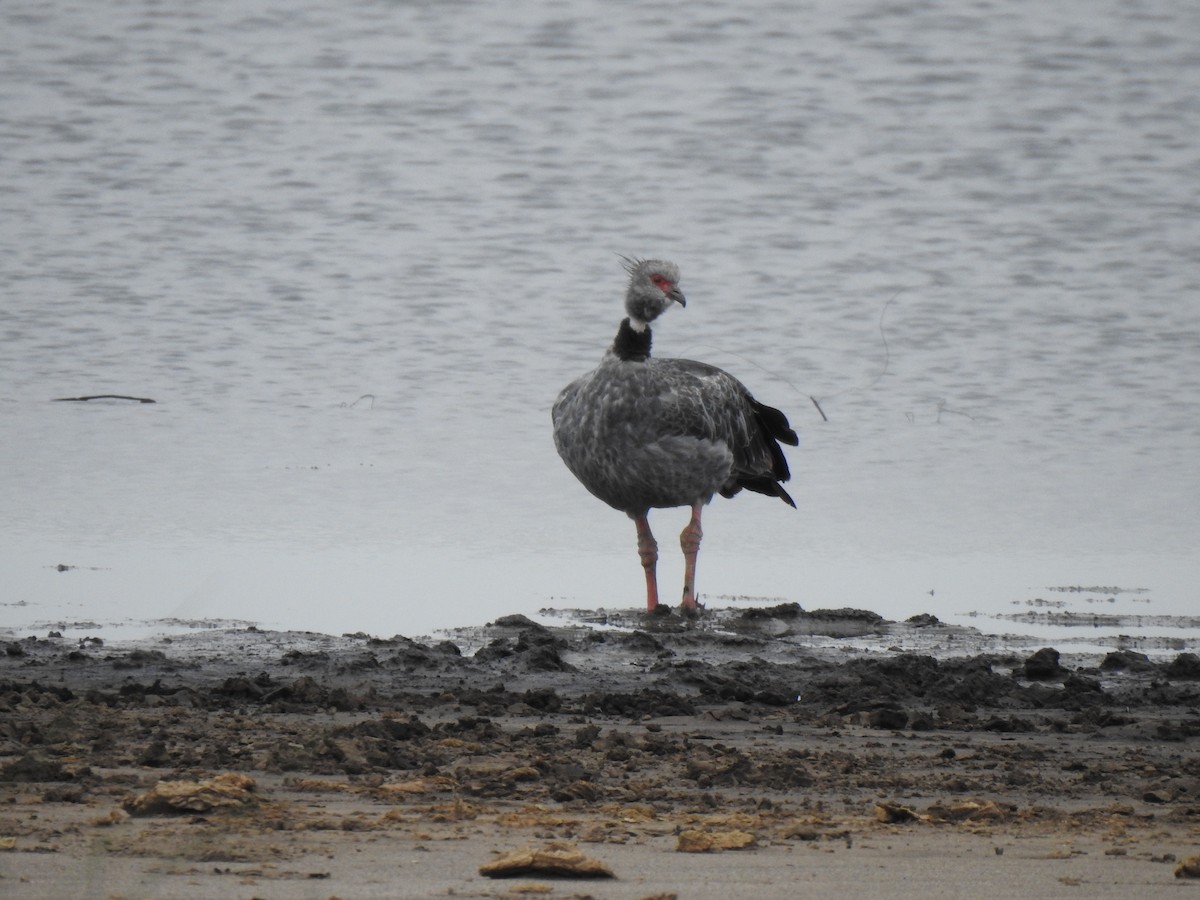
[650,274,672,291]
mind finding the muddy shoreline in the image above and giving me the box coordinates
[3,605,1200,898]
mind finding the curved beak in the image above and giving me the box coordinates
[670,287,686,307]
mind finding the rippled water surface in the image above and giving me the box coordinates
[2,0,1198,641]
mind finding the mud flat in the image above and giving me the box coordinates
[2,604,1200,898]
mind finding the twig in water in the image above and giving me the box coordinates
[53,394,156,403]
[812,290,903,417]
[678,288,903,425]
[341,394,376,409]
[935,400,977,423]
[863,291,899,392]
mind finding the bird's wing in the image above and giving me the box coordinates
[648,359,766,456]
[652,358,797,503]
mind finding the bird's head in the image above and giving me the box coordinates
[621,257,685,329]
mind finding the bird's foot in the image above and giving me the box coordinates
[680,594,704,617]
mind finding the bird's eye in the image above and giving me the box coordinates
[650,274,670,289]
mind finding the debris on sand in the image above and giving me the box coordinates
[676,829,757,852]
[480,841,614,879]
[123,773,259,815]
[5,606,1200,895]
[924,799,1010,823]
[874,802,926,824]
[1176,855,1200,878]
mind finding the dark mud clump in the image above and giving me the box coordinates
[1023,647,1067,680]
[3,613,1200,835]
[1165,652,1200,680]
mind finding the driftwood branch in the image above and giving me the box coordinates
[52,395,156,404]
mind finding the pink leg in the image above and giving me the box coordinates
[680,501,704,610]
[634,514,660,611]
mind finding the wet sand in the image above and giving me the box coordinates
[3,605,1200,898]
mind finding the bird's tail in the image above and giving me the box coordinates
[723,399,799,508]
[735,477,797,508]
[753,399,799,448]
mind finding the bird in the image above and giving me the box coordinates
[551,258,798,613]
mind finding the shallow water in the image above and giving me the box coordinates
[2,0,1198,643]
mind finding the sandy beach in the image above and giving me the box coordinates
[3,605,1199,899]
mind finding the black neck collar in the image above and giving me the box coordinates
[611,318,652,361]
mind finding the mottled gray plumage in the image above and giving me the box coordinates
[551,258,798,611]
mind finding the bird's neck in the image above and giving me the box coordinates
[612,317,652,362]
